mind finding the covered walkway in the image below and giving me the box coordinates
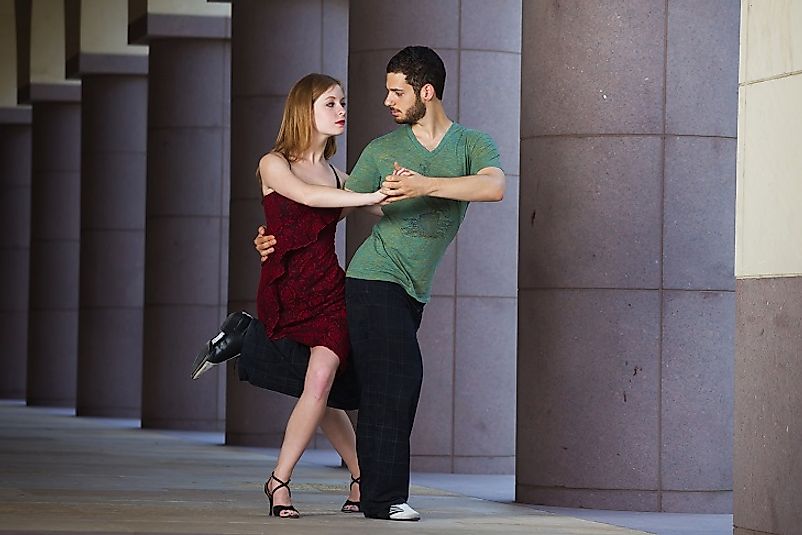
[0,402,729,535]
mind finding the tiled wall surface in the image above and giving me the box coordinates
[348,0,520,474]
[517,0,738,512]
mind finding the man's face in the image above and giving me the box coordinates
[384,72,426,125]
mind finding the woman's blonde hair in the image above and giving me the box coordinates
[273,73,342,162]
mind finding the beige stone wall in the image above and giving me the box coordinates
[30,0,72,84]
[0,0,17,106]
[734,2,802,535]
[80,0,147,55]
[138,0,229,17]
[735,0,802,278]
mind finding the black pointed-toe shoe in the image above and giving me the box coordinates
[191,311,253,380]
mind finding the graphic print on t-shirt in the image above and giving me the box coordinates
[400,209,452,239]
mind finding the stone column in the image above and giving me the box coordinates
[0,0,31,400]
[18,0,83,407]
[75,74,146,418]
[26,96,82,407]
[0,107,32,400]
[68,0,148,418]
[734,2,802,534]
[517,0,739,512]
[347,0,520,473]
[226,0,348,447]
[130,5,230,430]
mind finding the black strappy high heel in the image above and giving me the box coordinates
[340,475,361,513]
[264,472,300,519]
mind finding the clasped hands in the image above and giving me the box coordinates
[379,162,431,205]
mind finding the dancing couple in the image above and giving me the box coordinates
[192,45,505,521]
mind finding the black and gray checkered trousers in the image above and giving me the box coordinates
[345,278,425,519]
[236,318,360,411]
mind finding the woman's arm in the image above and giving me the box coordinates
[259,153,384,208]
[333,168,384,220]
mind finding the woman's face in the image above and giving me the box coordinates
[313,84,346,137]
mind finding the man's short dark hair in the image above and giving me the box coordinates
[386,46,446,100]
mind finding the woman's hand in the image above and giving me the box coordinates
[367,190,388,205]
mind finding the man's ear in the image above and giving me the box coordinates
[420,83,436,102]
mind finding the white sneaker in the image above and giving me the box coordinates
[388,502,420,521]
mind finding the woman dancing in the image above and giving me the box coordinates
[193,73,383,519]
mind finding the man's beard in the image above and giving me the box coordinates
[396,96,426,124]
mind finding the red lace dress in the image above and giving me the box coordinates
[256,191,349,366]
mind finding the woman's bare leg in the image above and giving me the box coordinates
[320,408,360,504]
[268,346,339,515]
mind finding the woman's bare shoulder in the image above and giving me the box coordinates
[330,165,349,180]
[259,151,290,171]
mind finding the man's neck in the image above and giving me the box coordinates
[411,104,453,151]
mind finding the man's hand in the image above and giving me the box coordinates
[382,163,505,204]
[254,226,276,263]
[380,162,432,204]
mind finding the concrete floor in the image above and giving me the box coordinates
[0,401,732,535]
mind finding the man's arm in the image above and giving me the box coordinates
[381,163,505,203]
[358,204,385,216]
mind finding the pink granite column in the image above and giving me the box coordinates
[26,90,82,407]
[75,68,147,417]
[517,0,738,512]
[0,107,32,400]
[347,0,521,473]
[226,0,348,446]
[139,37,230,430]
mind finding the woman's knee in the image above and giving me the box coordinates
[304,350,338,400]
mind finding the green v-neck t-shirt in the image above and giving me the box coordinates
[345,122,501,303]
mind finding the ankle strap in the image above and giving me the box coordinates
[270,471,292,496]
[350,475,361,488]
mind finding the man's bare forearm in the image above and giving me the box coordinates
[381,166,505,204]
[426,170,505,202]
[359,204,384,217]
